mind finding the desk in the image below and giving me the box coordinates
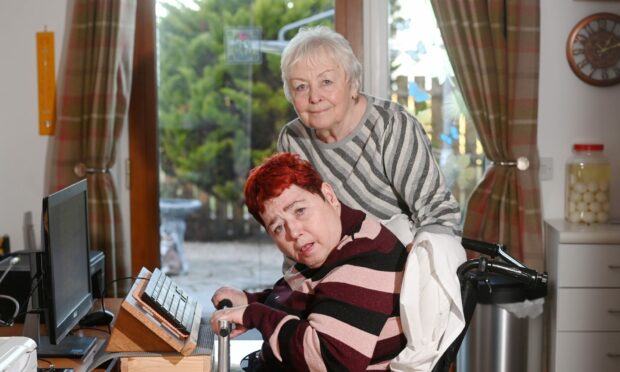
[1,292,217,371]
[0,298,121,372]
[119,330,263,372]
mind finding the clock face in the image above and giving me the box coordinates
[566,13,620,86]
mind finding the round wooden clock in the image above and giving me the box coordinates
[566,12,620,86]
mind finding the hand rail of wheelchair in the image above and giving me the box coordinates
[461,238,505,257]
[457,256,548,287]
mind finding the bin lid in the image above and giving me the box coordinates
[475,273,547,304]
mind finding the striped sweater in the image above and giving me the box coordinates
[277,94,462,238]
[243,205,408,371]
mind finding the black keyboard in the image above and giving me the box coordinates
[141,268,198,335]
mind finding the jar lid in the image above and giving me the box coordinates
[573,144,604,151]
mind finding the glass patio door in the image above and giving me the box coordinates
[154,0,334,310]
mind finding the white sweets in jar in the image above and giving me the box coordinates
[565,144,611,224]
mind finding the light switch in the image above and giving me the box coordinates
[540,157,553,181]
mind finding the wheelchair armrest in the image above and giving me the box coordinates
[485,260,548,286]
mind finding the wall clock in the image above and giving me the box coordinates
[566,12,620,86]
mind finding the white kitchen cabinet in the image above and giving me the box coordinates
[545,219,620,372]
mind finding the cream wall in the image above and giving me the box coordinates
[0,0,129,253]
[539,0,620,222]
[1,0,620,252]
[0,1,68,252]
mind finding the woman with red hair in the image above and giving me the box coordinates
[210,152,408,371]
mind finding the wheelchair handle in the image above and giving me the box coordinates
[462,238,526,268]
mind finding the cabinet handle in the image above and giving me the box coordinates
[609,265,620,270]
[609,309,620,314]
[608,353,620,358]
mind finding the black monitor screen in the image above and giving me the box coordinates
[32,179,96,357]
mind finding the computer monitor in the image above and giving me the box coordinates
[23,179,96,357]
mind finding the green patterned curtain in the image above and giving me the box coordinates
[430,0,543,270]
[45,0,137,295]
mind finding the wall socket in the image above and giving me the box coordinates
[540,157,553,181]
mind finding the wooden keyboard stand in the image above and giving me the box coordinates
[106,267,203,356]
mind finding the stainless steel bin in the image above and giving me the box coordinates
[456,274,546,372]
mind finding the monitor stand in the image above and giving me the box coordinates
[22,297,97,358]
[36,335,97,358]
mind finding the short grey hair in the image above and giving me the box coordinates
[280,26,362,102]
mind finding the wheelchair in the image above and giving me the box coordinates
[431,238,548,372]
[215,238,549,372]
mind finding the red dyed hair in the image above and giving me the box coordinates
[244,153,324,226]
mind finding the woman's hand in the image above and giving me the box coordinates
[211,286,248,308]
[209,305,250,338]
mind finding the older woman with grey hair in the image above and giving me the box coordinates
[277,25,467,372]
[278,25,461,249]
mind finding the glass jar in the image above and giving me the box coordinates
[565,144,611,224]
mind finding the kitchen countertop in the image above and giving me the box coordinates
[545,219,620,244]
